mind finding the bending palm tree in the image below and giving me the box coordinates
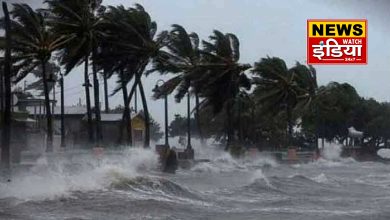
[46,0,105,145]
[1,4,68,152]
[192,30,251,150]
[100,4,169,147]
[26,62,61,95]
[150,24,205,143]
[252,57,317,145]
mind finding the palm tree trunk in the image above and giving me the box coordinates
[286,103,293,146]
[225,101,234,151]
[1,2,12,171]
[238,97,242,143]
[137,76,150,148]
[118,76,137,143]
[60,75,65,148]
[42,61,53,152]
[195,93,204,145]
[103,69,109,113]
[92,49,102,144]
[186,92,192,150]
[84,56,93,144]
[124,65,145,111]
[122,63,148,146]
[120,69,132,146]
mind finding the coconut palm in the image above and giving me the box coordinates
[154,30,251,149]
[150,24,205,142]
[251,57,317,145]
[192,30,251,149]
[94,6,138,145]
[0,4,68,152]
[98,4,169,147]
[25,62,61,95]
[46,0,104,145]
[95,43,135,145]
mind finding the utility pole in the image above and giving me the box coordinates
[60,73,65,148]
[103,70,109,113]
[134,88,138,112]
[164,92,169,147]
[1,1,12,177]
[186,92,194,159]
[187,92,192,150]
[52,81,55,114]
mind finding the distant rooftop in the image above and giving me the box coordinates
[25,105,143,122]
[25,105,86,115]
[84,112,140,122]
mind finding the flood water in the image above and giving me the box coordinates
[1,143,390,220]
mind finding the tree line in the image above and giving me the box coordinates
[1,1,388,163]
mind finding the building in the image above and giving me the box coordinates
[25,103,146,148]
[8,91,146,150]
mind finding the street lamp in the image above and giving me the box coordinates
[59,72,65,148]
[153,79,169,147]
[46,73,56,114]
[185,91,194,159]
[186,92,192,150]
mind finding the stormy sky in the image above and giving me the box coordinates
[2,0,390,131]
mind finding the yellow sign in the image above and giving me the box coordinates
[132,116,145,130]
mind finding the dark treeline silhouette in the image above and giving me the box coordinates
[0,1,389,163]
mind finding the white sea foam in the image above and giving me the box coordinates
[188,138,278,173]
[377,148,390,159]
[250,169,273,188]
[321,142,343,160]
[0,147,159,200]
[312,173,330,184]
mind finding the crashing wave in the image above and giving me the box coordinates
[0,147,159,200]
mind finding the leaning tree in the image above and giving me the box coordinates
[1,3,68,152]
[46,0,105,145]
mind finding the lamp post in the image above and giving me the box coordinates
[59,72,65,148]
[45,73,56,152]
[153,80,169,147]
[186,92,192,150]
[46,73,56,114]
[186,91,194,159]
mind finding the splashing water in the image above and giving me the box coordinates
[377,148,390,159]
[1,139,390,220]
[0,147,159,200]
[250,169,273,188]
[322,142,343,160]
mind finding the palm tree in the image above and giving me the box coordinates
[99,4,169,147]
[1,4,68,152]
[150,24,205,143]
[192,30,251,150]
[46,0,105,145]
[153,30,251,149]
[25,62,60,95]
[251,57,317,146]
[95,6,138,146]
